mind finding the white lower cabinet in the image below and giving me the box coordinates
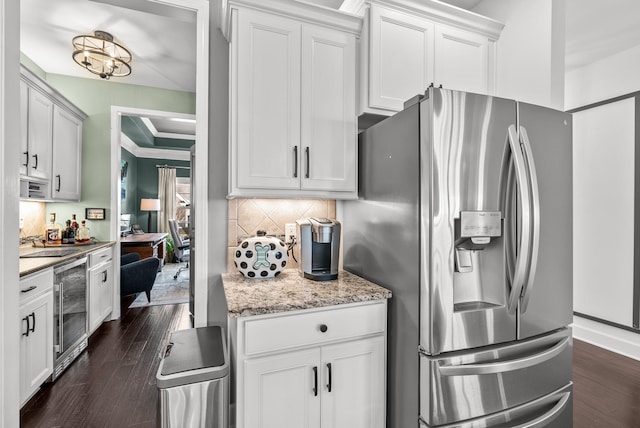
[88,247,114,334]
[245,348,321,428]
[233,301,387,428]
[19,269,54,407]
[319,338,385,428]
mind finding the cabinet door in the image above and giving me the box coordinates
[434,24,491,95]
[27,88,53,180]
[89,261,113,333]
[244,348,321,428]
[320,337,385,428]
[234,8,301,190]
[301,25,357,193]
[20,291,54,406]
[20,80,29,176]
[369,5,434,112]
[51,105,83,201]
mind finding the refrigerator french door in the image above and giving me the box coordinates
[421,89,572,355]
[53,257,88,380]
[343,87,572,427]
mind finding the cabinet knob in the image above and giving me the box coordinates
[319,324,328,333]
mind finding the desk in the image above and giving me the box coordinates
[121,233,167,268]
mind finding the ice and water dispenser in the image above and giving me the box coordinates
[453,211,504,312]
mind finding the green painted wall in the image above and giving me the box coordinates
[120,148,138,226]
[137,158,190,232]
[39,72,196,239]
[20,53,46,80]
[120,148,190,233]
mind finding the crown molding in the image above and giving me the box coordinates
[121,134,190,161]
[364,0,503,39]
[222,0,362,40]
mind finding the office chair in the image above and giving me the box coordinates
[168,219,190,280]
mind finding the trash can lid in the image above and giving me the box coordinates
[156,326,229,388]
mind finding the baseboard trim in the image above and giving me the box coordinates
[572,315,640,361]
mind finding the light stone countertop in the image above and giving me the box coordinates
[221,269,392,318]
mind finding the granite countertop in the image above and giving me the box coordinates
[221,269,392,318]
[19,241,115,277]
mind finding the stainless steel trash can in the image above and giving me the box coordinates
[157,326,229,428]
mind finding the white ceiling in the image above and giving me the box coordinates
[19,0,640,94]
[146,116,196,137]
[564,0,640,70]
[20,0,197,92]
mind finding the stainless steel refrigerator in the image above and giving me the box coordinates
[343,88,573,427]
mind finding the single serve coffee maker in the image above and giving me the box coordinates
[296,218,341,281]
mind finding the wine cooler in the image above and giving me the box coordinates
[52,257,88,380]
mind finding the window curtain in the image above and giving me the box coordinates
[158,167,176,234]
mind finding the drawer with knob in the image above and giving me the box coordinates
[242,301,386,356]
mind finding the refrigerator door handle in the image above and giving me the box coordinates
[519,126,541,313]
[511,392,571,428]
[504,124,533,314]
[438,336,569,376]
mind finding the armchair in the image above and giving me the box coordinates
[120,252,160,302]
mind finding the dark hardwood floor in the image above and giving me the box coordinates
[573,339,640,427]
[20,301,640,427]
[20,296,190,428]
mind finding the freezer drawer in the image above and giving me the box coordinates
[420,328,572,426]
[420,383,572,428]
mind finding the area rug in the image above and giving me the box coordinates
[128,262,190,308]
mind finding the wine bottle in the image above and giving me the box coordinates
[63,220,75,244]
[71,214,79,231]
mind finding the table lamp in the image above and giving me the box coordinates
[140,198,161,232]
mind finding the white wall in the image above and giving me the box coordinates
[565,43,640,109]
[565,21,640,361]
[473,0,566,109]
[1,0,22,425]
[207,0,230,327]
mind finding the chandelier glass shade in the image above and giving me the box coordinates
[72,30,132,79]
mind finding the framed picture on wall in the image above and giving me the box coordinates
[86,208,106,220]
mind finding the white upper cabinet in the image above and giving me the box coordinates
[351,0,504,116]
[25,87,54,181]
[52,105,83,201]
[301,25,357,193]
[368,5,434,112]
[226,0,360,199]
[234,9,302,191]
[20,65,87,201]
[433,24,491,95]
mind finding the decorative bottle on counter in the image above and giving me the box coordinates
[62,220,75,244]
[71,214,79,232]
[76,220,91,243]
[44,213,62,244]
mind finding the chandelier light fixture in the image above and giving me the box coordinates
[72,30,132,79]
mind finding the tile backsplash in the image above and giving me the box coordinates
[227,198,336,273]
[19,201,46,241]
